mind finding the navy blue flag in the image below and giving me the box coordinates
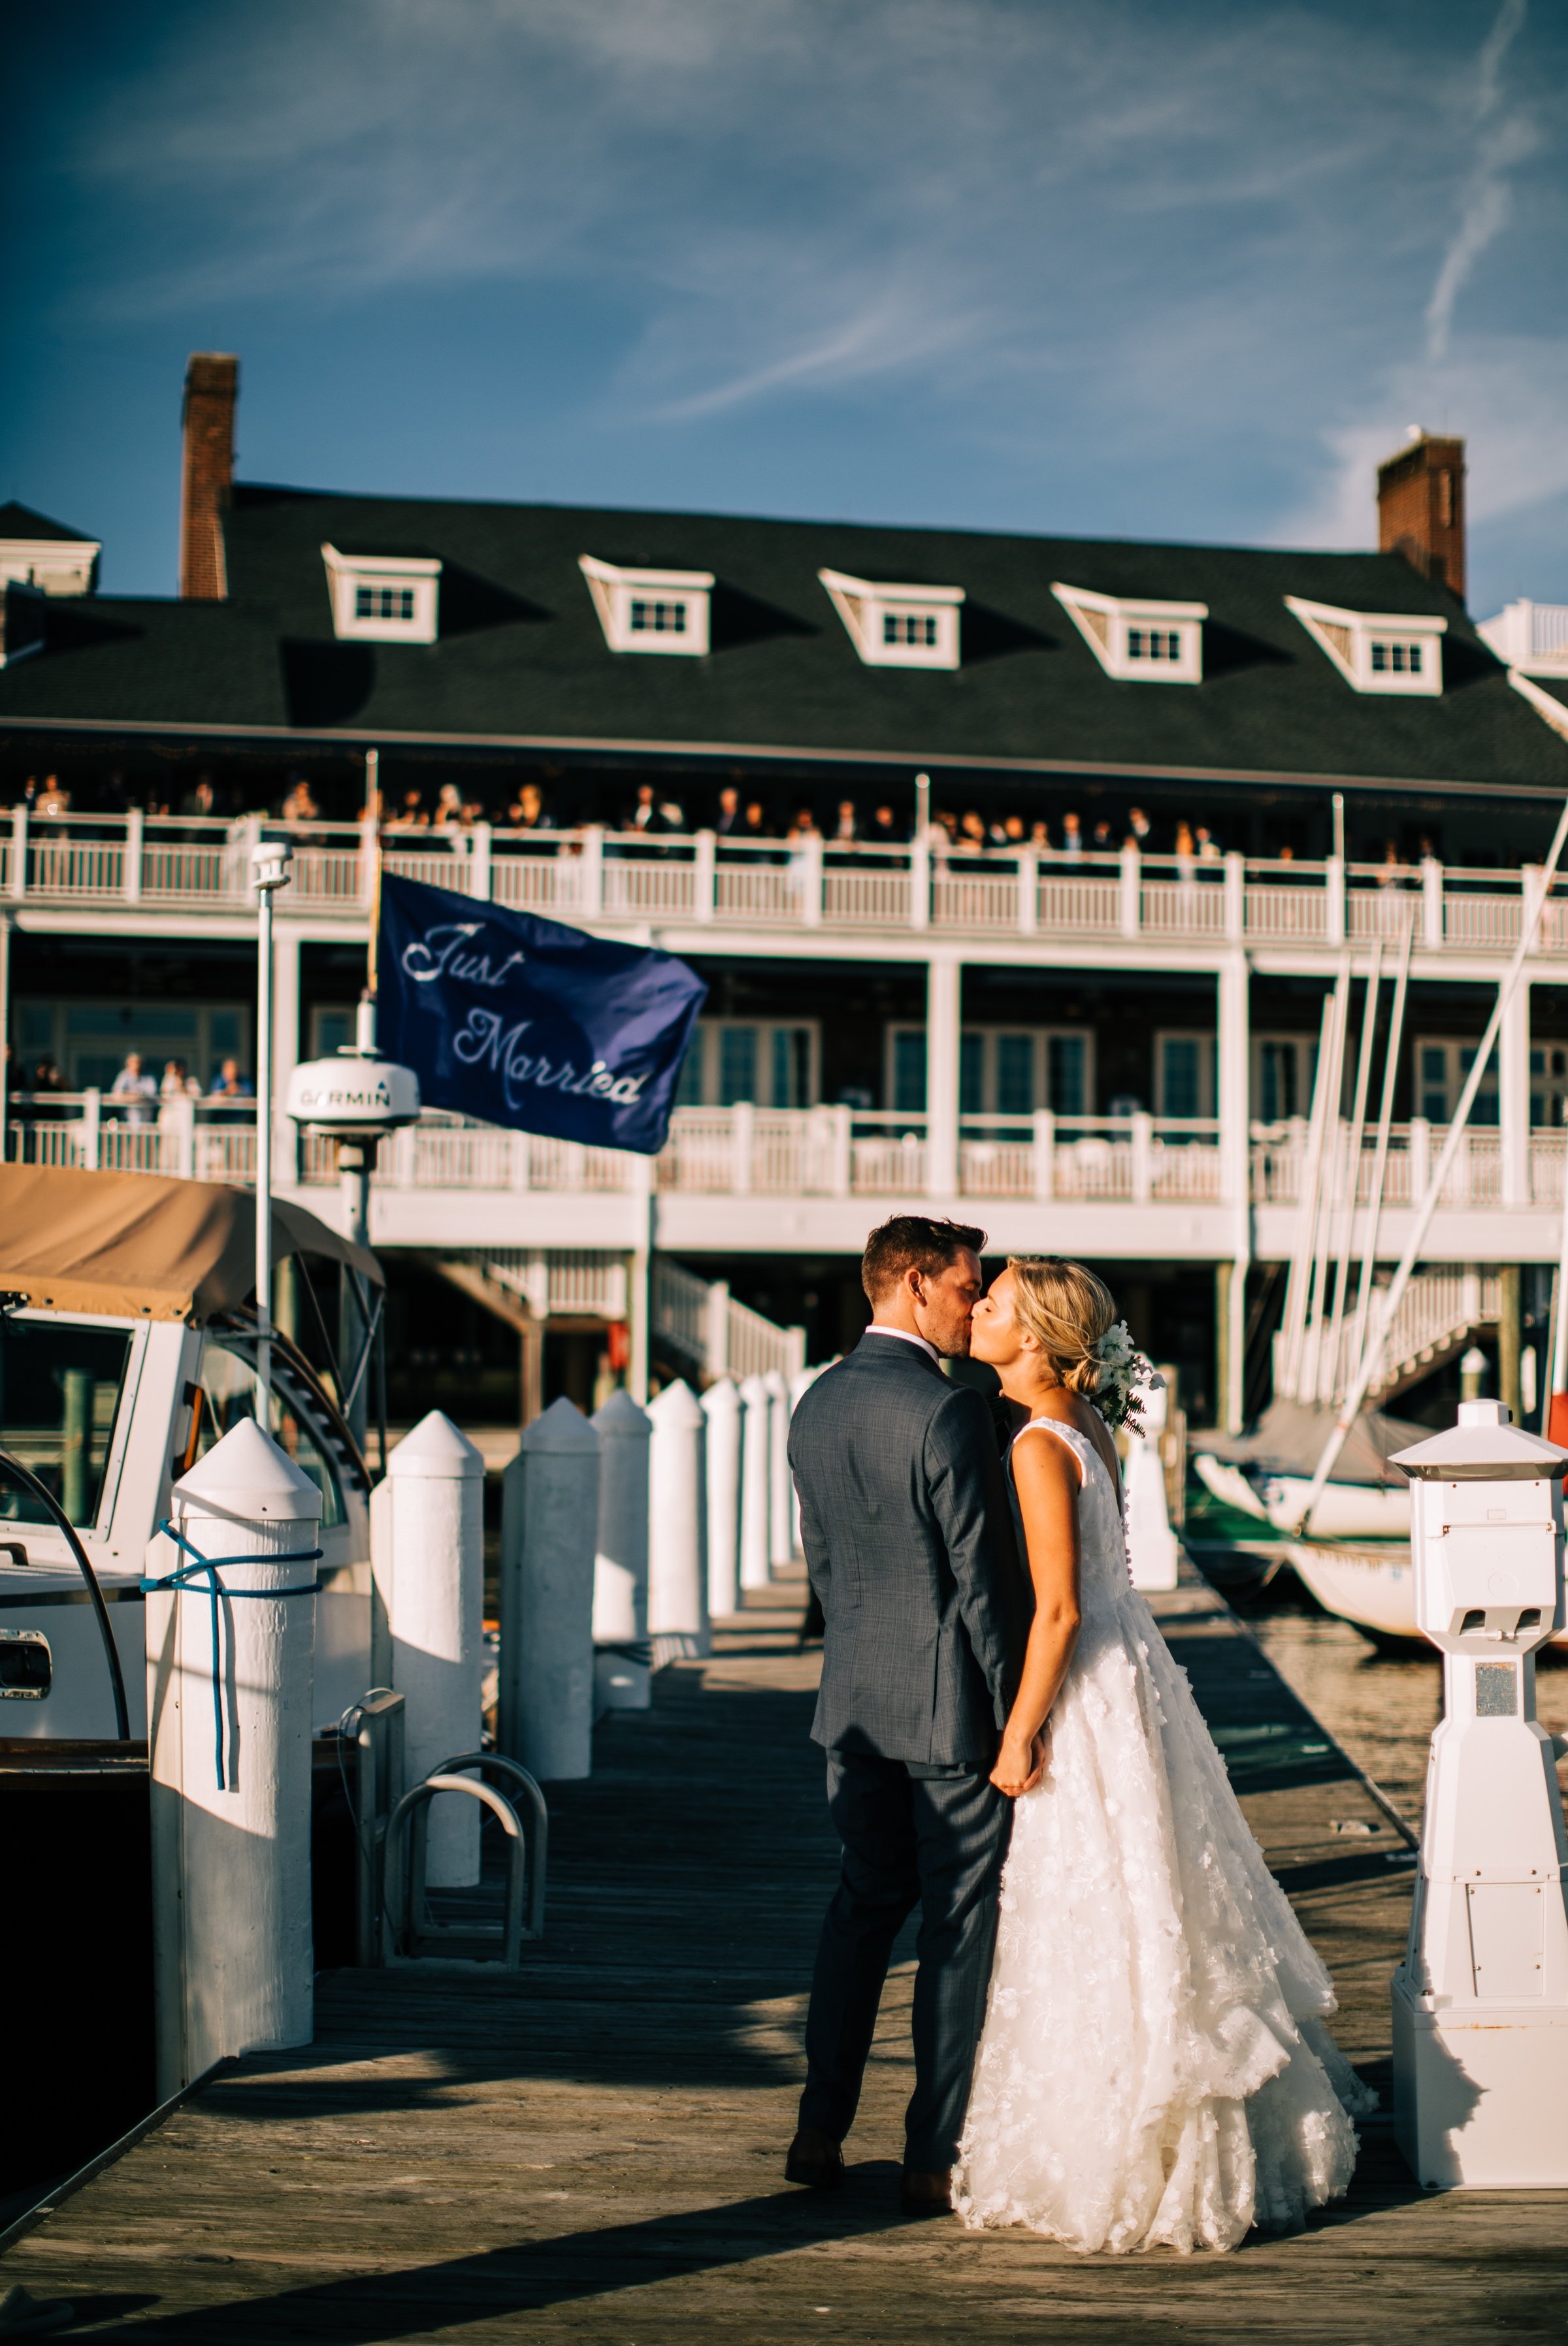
[377,874,706,1156]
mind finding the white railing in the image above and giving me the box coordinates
[651,1257,806,1381]
[3,807,1563,957]
[11,1094,1568,1218]
[480,1248,630,1320]
[1323,1267,1503,1402]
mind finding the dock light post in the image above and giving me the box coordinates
[286,996,419,1450]
[1390,1399,1568,2188]
[252,837,294,1414]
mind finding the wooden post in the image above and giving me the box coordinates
[1499,1262,1523,1422]
[498,1399,600,1781]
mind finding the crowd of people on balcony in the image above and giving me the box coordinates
[0,766,1492,881]
[8,1050,256,1116]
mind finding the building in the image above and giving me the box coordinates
[3,356,1568,1427]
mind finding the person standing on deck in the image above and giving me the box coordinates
[785,1216,1032,2215]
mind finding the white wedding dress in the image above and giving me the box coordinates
[953,1416,1373,2254]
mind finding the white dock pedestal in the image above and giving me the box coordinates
[702,1378,743,1620]
[147,1418,321,2098]
[592,1388,652,1712]
[647,1380,710,1664]
[763,1368,794,1567]
[380,1410,485,1887]
[1124,1380,1179,1593]
[500,1399,600,1780]
[738,1375,772,1592]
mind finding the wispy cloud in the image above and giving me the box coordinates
[1426,0,1535,360]
[17,0,1568,610]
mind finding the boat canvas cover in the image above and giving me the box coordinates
[1193,1395,1429,1488]
[0,1164,382,1322]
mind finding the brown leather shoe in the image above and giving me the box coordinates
[900,2166,954,2216]
[785,2128,845,2189]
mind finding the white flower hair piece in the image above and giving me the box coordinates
[1089,1320,1164,1433]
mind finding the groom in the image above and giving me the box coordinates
[785,1215,1033,2214]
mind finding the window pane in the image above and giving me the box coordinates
[355,587,374,617]
[675,1034,706,1106]
[197,1341,345,1530]
[0,1319,135,1529]
[718,1027,757,1105]
[772,1026,811,1108]
[1162,1037,1201,1118]
[892,1030,926,1114]
[960,1033,985,1115]
[996,1034,1034,1115]
[1047,1034,1086,1116]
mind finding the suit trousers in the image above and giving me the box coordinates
[798,1750,1012,2170]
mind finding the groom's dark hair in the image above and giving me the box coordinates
[862,1215,988,1305]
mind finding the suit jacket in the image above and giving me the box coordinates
[789,1333,1032,1767]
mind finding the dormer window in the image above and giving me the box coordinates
[0,503,101,598]
[1051,584,1206,684]
[818,570,963,670]
[580,555,712,655]
[322,545,441,644]
[1284,596,1445,696]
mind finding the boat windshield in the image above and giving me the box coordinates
[0,1314,136,1529]
[193,1339,348,1531]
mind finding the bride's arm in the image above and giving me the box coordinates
[990,1433,1083,1799]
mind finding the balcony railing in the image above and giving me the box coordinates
[4,807,1564,954]
[12,1094,1564,1216]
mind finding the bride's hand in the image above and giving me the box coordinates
[990,1723,1048,1799]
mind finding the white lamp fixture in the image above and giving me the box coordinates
[818,569,964,670]
[1285,595,1446,696]
[1390,1398,1568,2189]
[321,545,442,644]
[1052,583,1207,685]
[580,555,713,655]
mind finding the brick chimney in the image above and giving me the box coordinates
[180,353,238,600]
[1377,429,1465,602]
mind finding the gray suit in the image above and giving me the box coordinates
[789,1331,1030,2168]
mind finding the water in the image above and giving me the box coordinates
[1234,1583,1568,1829]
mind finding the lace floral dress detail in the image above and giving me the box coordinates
[953,1418,1372,2254]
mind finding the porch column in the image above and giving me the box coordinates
[925,954,960,1201]
[627,1152,654,1405]
[1501,968,1531,1209]
[1218,952,1251,1432]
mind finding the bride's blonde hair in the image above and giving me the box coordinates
[1007,1256,1117,1393]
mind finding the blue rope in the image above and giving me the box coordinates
[143,1520,323,1790]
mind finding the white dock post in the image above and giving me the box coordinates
[647,1379,710,1663]
[592,1388,653,1712]
[763,1367,793,1566]
[383,1411,485,1887]
[146,1418,321,2100]
[499,1398,600,1781]
[701,1378,743,1620]
[789,1364,819,1559]
[738,1373,772,1591]
[1123,1378,1179,1592]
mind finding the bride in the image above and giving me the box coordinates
[953,1256,1373,2254]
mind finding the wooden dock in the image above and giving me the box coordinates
[6,1572,1568,2342]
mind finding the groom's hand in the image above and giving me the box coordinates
[990,1724,1049,1799]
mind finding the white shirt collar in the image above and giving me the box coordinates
[864,1325,941,1365]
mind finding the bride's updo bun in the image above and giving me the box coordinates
[1007,1256,1117,1393]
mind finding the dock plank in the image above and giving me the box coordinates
[7,1578,1568,2341]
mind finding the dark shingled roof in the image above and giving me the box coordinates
[1,481,1563,793]
[0,502,98,544]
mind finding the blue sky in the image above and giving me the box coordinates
[7,0,1566,618]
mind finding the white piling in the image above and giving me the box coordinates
[1124,1379,1180,1593]
[701,1378,743,1620]
[763,1367,794,1565]
[738,1373,773,1591]
[592,1388,653,1712]
[647,1379,710,1664]
[146,1417,321,2099]
[789,1364,819,1558]
[499,1397,600,1780]
[381,1410,485,1887]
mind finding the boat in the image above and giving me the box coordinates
[0,1162,380,1741]
[1285,1535,1568,1651]
[1192,1395,1424,1540]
